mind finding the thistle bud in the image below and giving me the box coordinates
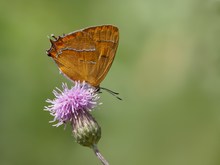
[71,109,101,147]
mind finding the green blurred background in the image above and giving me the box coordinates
[1,0,220,165]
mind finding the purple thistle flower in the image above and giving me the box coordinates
[45,81,109,165]
[44,81,100,127]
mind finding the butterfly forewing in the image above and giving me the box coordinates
[47,25,119,87]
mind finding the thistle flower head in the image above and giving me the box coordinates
[44,81,100,127]
[45,81,110,164]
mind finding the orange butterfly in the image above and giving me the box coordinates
[46,25,120,99]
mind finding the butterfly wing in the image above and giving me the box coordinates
[47,25,119,87]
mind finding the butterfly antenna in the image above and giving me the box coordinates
[100,87,122,100]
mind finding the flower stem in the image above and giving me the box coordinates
[92,144,109,165]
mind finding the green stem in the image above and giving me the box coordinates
[92,144,109,165]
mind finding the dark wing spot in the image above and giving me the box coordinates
[101,55,108,59]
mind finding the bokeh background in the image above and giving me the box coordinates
[1,0,220,165]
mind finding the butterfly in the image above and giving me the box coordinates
[46,25,121,99]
